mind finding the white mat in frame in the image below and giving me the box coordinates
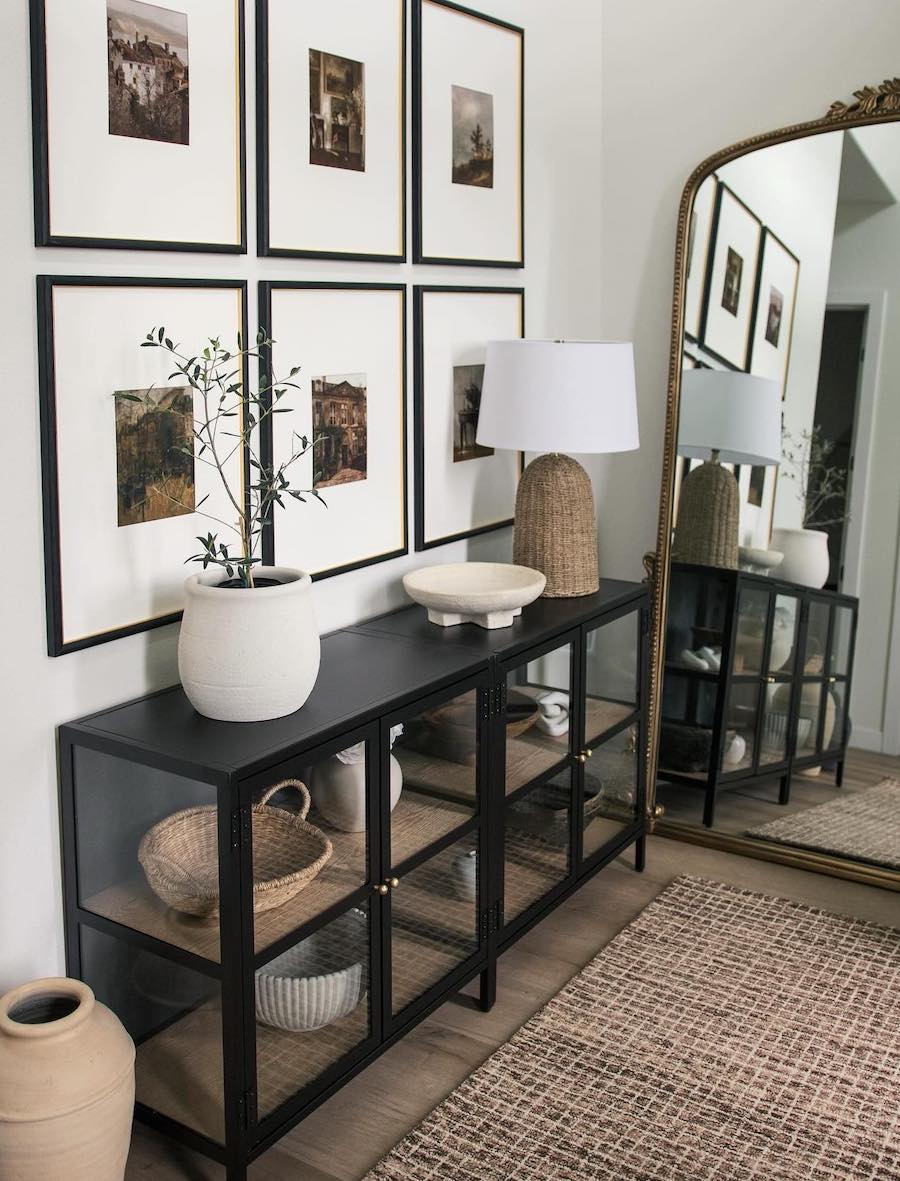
[259,0,406,261]
[33,0,245,251]
[38,276,247,655]
[261,283,408,580]
[414,285,524,550]
[414,0,524,267]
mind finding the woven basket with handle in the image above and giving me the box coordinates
[138,779,332,918]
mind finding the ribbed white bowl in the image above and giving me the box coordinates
[255,910,366,1032]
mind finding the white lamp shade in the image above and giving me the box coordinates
[678,370,782,465]
[476,340,640,455]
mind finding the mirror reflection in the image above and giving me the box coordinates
[658,123,900,876]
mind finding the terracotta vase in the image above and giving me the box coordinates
[0,978,135,1181]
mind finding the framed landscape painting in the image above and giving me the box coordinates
[748,228,800,395]
[37,276,248,655]
[413,0,524,267]
[414,285,524,550]
[258,0,406,260]
[699,182,762,369]
[30,0,245,252]
[259,282,407,579]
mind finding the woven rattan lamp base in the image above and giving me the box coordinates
[513,453,599,598]
[672,460,739,569]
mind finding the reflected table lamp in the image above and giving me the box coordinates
[673,370,781,569]
[476,340,640,597]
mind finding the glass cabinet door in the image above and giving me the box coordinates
[830,605,855,678]
[580,608,644,863]
[758,592,800,769]
[733,586,770,675]
[720,681,759,774]
[246,730,380,1124]
[384,683,485,1023]
[501,637,576,931]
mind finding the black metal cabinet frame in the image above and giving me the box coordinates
[58,583,648,1180]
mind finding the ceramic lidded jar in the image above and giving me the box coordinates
[0,978,135,1181]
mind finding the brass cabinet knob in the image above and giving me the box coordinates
[388,877,400,889]
[575,748,593,764]
[653,803,666,818]
[828,676,837,684]
[375,884,389,896]
[764,675,776,684]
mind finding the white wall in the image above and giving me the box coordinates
[0,0,603,991]
[828,126,900,751]
[595,0,900,580]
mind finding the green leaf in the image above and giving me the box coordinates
[158,327,165,343]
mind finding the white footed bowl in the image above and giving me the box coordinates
[738,547,784,574]
[255,909,366,1032]
[403,563,546,629]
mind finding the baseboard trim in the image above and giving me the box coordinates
[851,725,884,753]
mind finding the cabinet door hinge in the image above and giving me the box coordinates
[237,1087,256,1130]
[494,681,507,717]
[230,809,241,852]
[480,901,504,941]
[481,688,492,722]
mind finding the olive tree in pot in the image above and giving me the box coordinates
[771,427,849,589]
[132,326,325,722]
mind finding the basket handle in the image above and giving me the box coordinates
[258,779,311,820]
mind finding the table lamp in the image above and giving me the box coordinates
[477,340,639,597]
[673,369,781,569]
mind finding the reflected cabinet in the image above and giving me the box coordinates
[58,581,648,1180]
[660,562,858,827]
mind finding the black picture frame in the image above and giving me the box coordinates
[412,0,525,268]
[258,281,409,581]
[413,283,525,551]
[746,226,801,387]
[30,0,247,254]
[38,276,249,657]
[697,180,763,371]
[256,0,407,261]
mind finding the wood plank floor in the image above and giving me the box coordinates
[656,745,900,836]
[125,824,900,1181]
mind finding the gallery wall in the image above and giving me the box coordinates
[0,0,602,990]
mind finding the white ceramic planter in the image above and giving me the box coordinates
[770,528,830,589]
[0,978,135,1181]
[311,754,403,832]
[179,566,320,722]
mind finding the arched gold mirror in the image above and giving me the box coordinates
[648,81,900,891]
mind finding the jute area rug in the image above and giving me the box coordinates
[365,876,900,1181]
[746,778,900,871]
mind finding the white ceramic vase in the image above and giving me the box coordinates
[179,566,320,723]
[311,754,403,832]
[770,528,830,589]
[0,978,135,1181]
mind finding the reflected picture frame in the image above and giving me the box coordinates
[699,181,763,370]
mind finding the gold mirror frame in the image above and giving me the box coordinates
[646,80,900,892]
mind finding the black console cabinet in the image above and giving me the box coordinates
[58,580,648,1179]
[660,562,858,827]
